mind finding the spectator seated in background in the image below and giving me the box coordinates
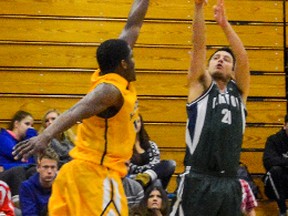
[19,147,59,216]
[0,180,16,216]
[123,160,144,215]
[129,115,176,190]
[134,180,170,216]
[237,162,259,199]
[0,110,37,171]
[123,176,144,215]
[263,114,288,216]
[39,109,75,168]
[0,164,36,197]
[240,179,257,216]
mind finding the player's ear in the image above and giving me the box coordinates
[120,59,128,69]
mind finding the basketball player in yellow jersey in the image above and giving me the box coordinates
[12,0,150,215]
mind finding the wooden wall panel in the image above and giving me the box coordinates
[245,100,286,124]
[160,150,266,174]
[144,123,186,149]
[145,124,281,150]
[0,95,285,125]
[0,70,92,95]
[167,175,177,193]
[0,45,284,72]
[0,18,283,48]
[140,98,286,124]
[0,70,285,98]
[242,126,281,149]
[0,122,281,153]
[240,152,266,174]
[249,74,285,98]
[0,0,282,22]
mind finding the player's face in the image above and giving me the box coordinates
[208,51,234,80]
[125,47,136,82]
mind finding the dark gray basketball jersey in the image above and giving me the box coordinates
[184,81,246,176]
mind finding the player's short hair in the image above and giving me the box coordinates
[208,47,236,70]
[96,39,130,73]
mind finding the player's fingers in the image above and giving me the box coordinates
[12,140,29,157]
[13,140,33,160]
[21,148,35,162]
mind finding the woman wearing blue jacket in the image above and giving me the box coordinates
[0,110,37,171]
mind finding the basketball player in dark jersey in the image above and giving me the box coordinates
[170,0,250,215]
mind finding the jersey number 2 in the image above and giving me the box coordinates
[221,109,232,124]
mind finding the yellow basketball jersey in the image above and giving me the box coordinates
[70,70,139,177]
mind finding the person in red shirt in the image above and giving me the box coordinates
[240,179,258,216]
[0,180,15,216]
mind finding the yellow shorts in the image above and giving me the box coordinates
[48,159,128,216]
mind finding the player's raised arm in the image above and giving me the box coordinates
[119,0,150,49]
[214,0,250,103]
[13,0,151,162]
[187,0,212,103]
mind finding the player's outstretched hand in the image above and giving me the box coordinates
[213,0,227,27]
[12,135,48,162]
